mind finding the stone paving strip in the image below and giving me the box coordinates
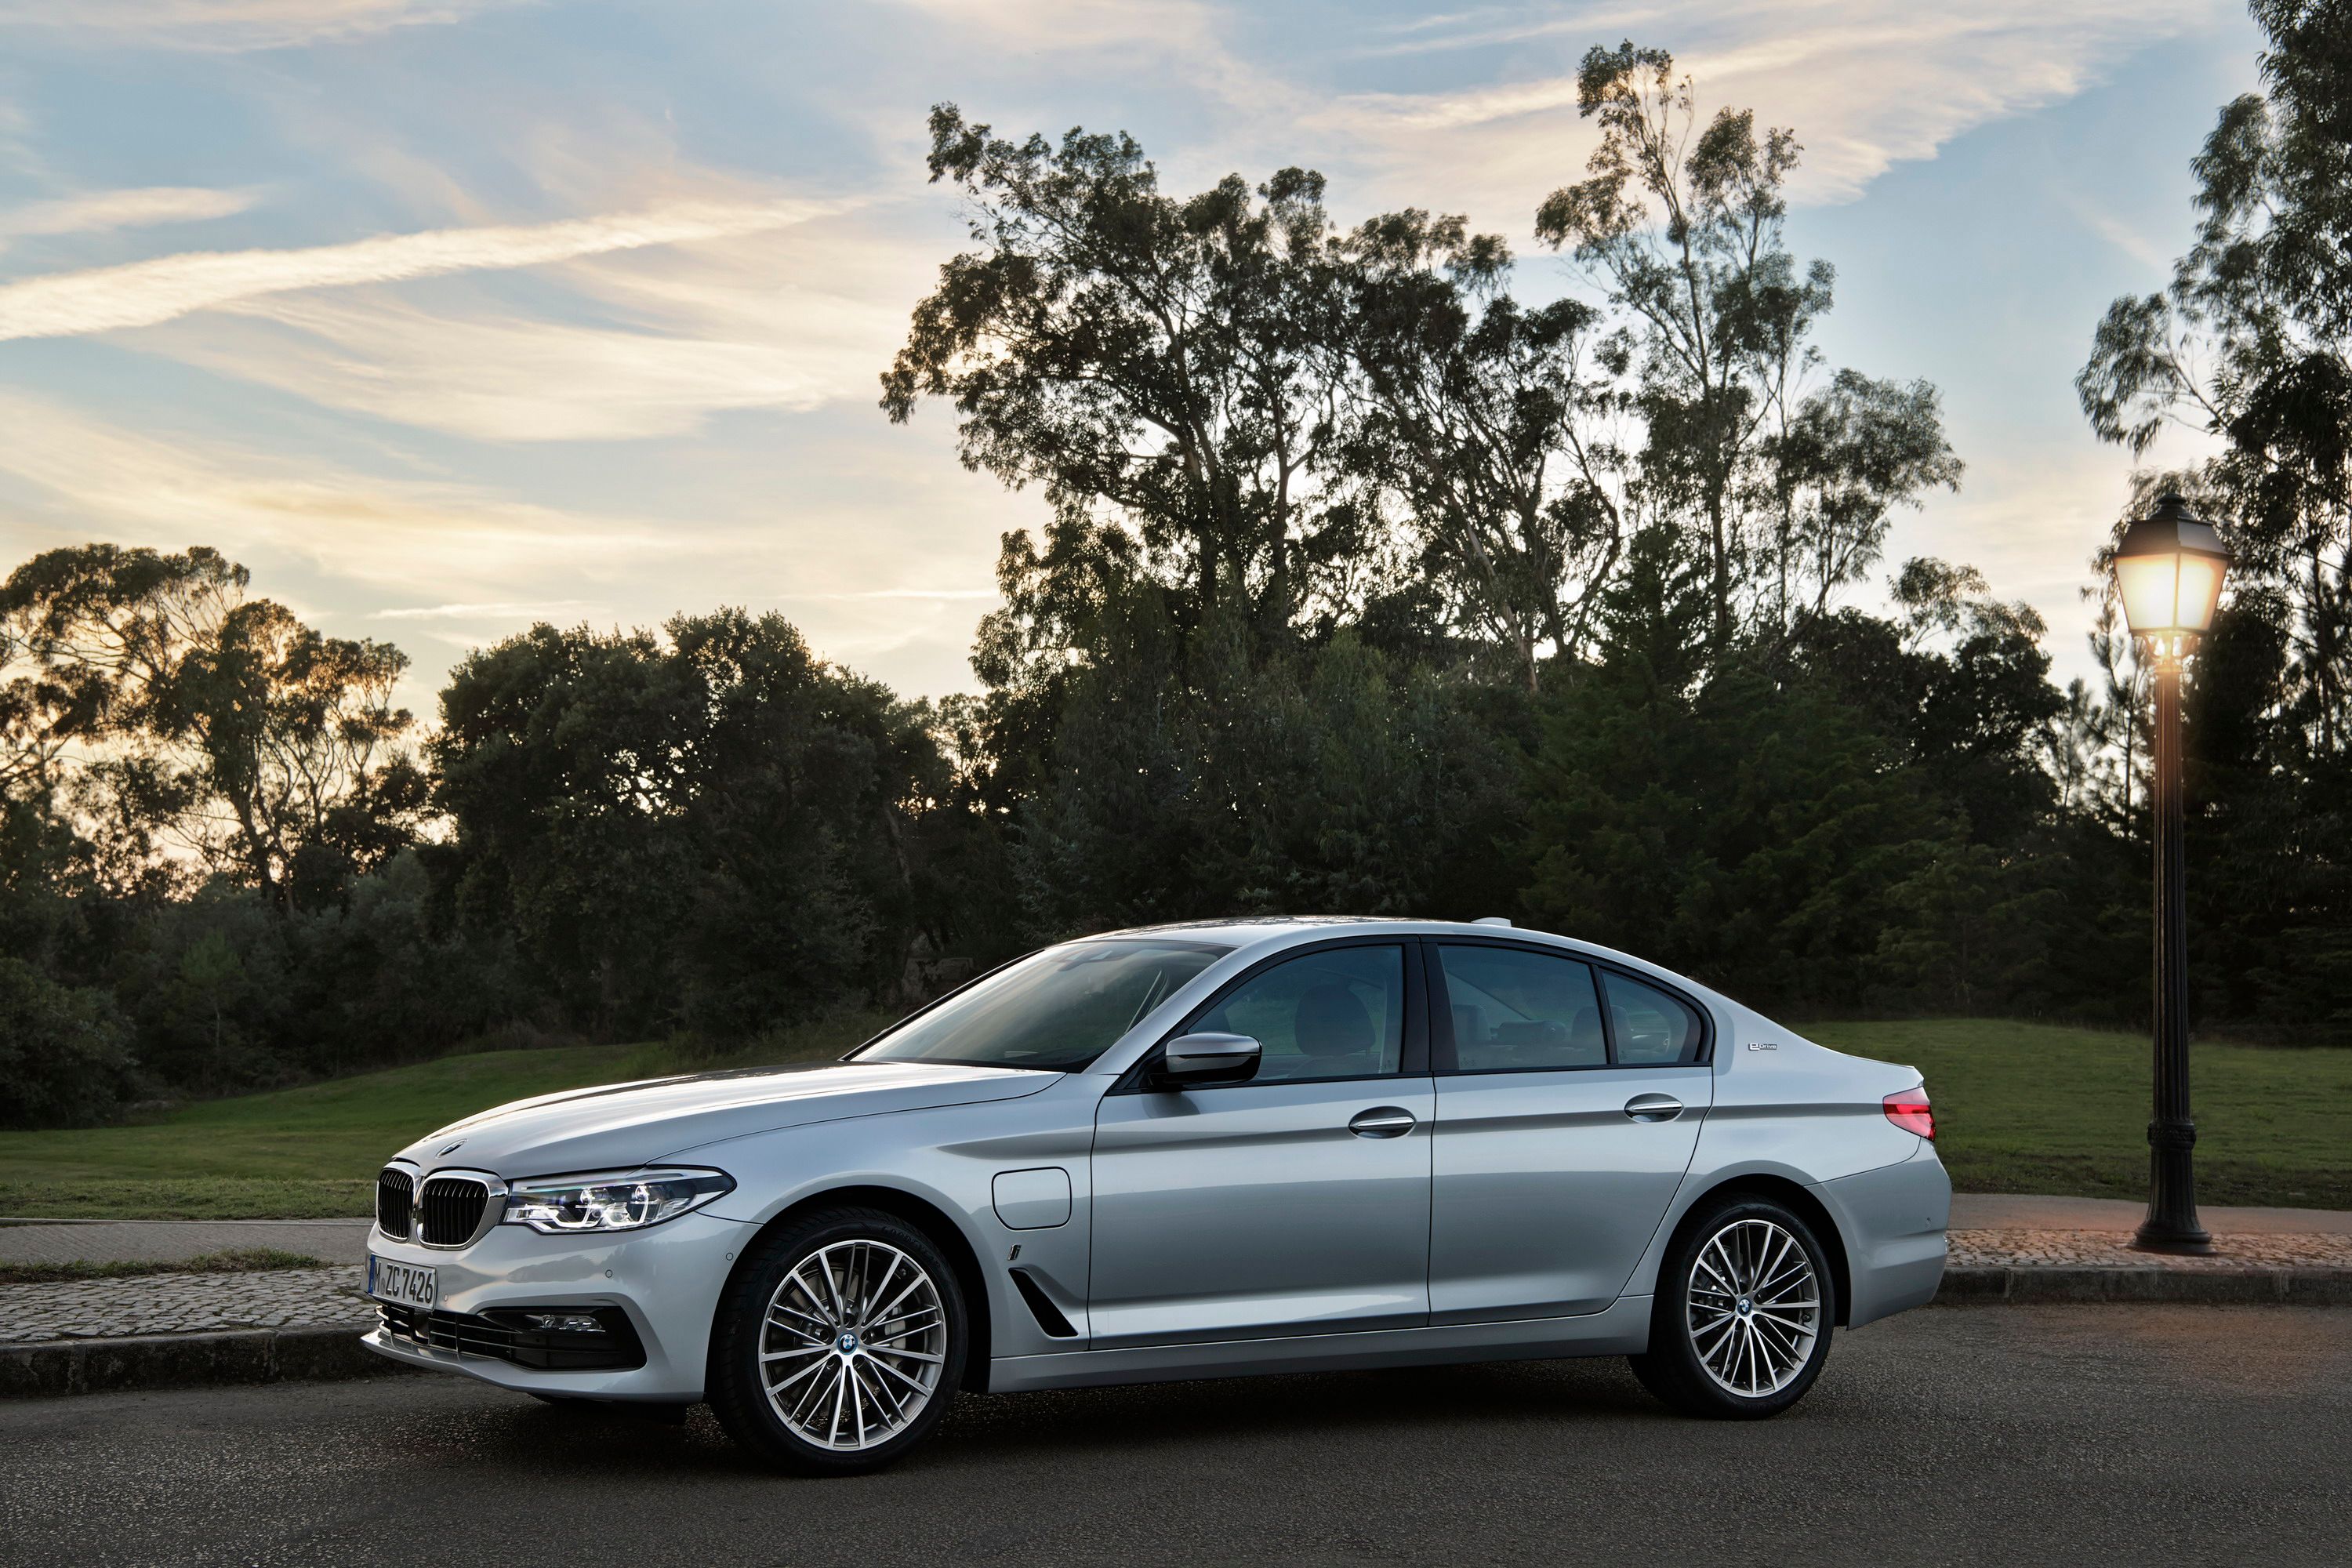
[1948,1228,2352,1270]
[0,1265,368,1345]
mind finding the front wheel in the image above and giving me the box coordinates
[1628,1195,1835,1418]
[707,1207,967,1474]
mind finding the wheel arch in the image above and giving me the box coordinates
[709,1182,997,1394]
[1667,1173,1855,1328]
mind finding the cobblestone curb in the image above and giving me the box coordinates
[0,1264,365,1342]
[1935,1265,2352,1306]
[0,1323,405,1397]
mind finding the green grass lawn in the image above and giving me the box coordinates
[2,1016,2345,1219]
[0,1013,888,1220]
[1804,1019,2352,1210]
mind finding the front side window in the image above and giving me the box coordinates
[857,940,1230,1071]
[1603,970,1707,1064]
[1189,945,1405,1082]
[1436,944,1607,1070]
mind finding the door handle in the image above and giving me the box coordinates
[1623,1093,1683,1123]
[1348,1106,1417,1138]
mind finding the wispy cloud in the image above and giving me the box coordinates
[0,186,256,241]
[1311,1,2239,218]
[0,198,831,342]
[0,392,720,592]
[0,0,520,51]
[2079,207,2175,273]
[138,209,920,440]
[780,587,1001,602]
[369,598,605,620]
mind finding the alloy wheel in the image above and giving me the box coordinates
[759,1238,948,1450]
[1685,1217,1821,1397]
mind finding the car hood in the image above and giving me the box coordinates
[390,1060,1054,1178]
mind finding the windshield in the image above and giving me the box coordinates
[854,939,1232,1071]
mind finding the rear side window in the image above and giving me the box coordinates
[1435,945,1607,1070]
[1603,971,1706,1064]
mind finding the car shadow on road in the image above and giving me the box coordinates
[426,1353,1672,1480]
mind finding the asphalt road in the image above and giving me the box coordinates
[4,1305,2345,1567]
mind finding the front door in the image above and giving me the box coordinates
[1088,942,1433,1348]
[1426,942,1712,1322]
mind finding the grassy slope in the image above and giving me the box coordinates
[3,1017,2345,1219]
[0,1016,887,1220]
[1805,1019,2352,1210]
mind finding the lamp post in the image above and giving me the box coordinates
[2111,492,2230,1255]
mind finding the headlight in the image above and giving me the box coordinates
[500,1168,735,1234]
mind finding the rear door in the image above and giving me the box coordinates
[1426,942,1712,1322]
[1087,940,1434,1348]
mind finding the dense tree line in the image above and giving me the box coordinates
[3,18,2347,1127]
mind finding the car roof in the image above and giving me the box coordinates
[1083,915,1554,949]
[1075,916,1740,1018]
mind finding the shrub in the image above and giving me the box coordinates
[0,955,139,1128]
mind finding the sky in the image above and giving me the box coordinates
[0,0,2261,719]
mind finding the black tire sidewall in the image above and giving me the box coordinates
[1649,1195,1835,1418]
[708,1207,968,1474]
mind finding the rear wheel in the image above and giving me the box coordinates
[1628,1194,1835,1418]
[707,1207,966,1475]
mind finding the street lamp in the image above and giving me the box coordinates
[2112,491,2230,1255]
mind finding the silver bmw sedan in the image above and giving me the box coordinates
[361,917,1949,1473]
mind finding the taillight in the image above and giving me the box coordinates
[1884,1089,1934,1140]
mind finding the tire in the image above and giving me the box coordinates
[707,1206,967,1475]
[1628,1193,1836,1419]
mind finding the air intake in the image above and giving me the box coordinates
[1009,1269,1078,1338]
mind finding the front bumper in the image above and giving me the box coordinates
[358,1209,750,1402]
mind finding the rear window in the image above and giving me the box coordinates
[1602,970,1707,1064]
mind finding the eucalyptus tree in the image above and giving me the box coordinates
[1536,42,1957,648]
[2077,0,2352,757]
[1765,370,1962,632]
[165,598,423,907]
[0,543,420,905]
[1341,209,1632,691]
[883,105,1363,659]
[0,545,245,799]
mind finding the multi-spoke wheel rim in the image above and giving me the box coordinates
[1686,1218,1820,1398]
[760,1239,946,1451]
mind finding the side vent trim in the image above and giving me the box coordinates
[1009,1268,1078,1338]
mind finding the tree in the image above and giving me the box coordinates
[1518,528,1951,1011]
[2076,1,2352,1039]
[167,599,424,907]
[432,611,959,1037]
[1766,370,1963,630]
[2077,0,2352,756]
[1,544,244,800]
[0,954,136,1129]
[1342,209,1629,690]
[1537,43,1958,648]
[1,544,421,904]
[884,106,1363,644]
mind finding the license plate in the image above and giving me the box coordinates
[367,1256,437,1309]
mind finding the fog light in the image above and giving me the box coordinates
[523,1312,607,1334]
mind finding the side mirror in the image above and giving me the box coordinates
[1159,1032,1260,1086]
